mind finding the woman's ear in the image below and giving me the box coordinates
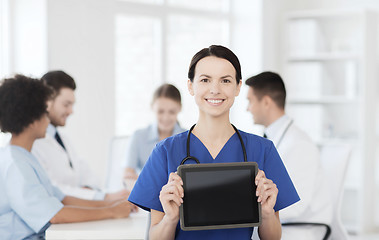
[235,81,242,96]
[28,118,39,132]
[187,79,194,96]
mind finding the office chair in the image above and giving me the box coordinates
[281,143,352,240]
[320,143,351,240]
[106,135,129,192]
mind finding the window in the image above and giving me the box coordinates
[167,0,228,12]
[115,1,231,135]
[0,0,10,147]
[0,0,9,78]
[115,15,162,135]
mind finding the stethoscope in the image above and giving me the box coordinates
[180,124,247,165]
[274,119,294,148]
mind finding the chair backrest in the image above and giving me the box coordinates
[106,135,129,192]
[319,143,352,240]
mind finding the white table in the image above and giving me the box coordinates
[46,211,148,240]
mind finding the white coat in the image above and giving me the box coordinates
[32,124,104,200]
[267,115,332,239]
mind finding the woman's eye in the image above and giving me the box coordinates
[222,79,231,83]
[200,79,209,82]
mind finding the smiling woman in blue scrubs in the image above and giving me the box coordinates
[128,45,300,240]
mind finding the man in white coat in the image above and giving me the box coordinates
[32,70,128,201]
[245,71,332,239]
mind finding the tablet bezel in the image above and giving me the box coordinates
[177,162,261,231]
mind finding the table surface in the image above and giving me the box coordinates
[46,211,148,240]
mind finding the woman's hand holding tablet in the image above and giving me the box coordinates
[159,172,184,223]
[255,169,279,220]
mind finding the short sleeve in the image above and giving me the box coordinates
[124,132,140,169]
[52,185,66,201]
[128,144,168,212]
[263,142,300,212]
[5,161,64,233]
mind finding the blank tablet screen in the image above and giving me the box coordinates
[179,163,260,230]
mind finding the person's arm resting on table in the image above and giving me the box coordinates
[50,196,133,223]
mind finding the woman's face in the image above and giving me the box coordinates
[152,97,181,133]
[188,56,241,118]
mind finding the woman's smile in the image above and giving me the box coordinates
[206,98,225,106]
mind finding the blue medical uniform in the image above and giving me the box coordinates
[0,145,65,240]
[128,130,300,240]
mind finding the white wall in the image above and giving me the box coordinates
[47,0,116,185]
[230,0,264,135]
[262,0,379,234]
[286,0,379,11]
[10,0,47,76]
[0,0,10,77]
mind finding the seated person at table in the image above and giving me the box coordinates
[0,75,133,240]
[123,83,186,181]
[32,70,128,201]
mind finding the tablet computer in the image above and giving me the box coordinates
[177,162,261,231]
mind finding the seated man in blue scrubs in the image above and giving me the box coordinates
[128,45,300,240]
[0,75,133,240]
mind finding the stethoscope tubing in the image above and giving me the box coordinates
[180,123,247,165]
[276,119,294,148]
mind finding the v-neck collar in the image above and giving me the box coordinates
[190,132,238,162]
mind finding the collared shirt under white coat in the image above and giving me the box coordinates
[265,115,332,239]
[32,124,104,200]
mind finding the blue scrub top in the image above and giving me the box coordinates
[0,145,65,240]
[129,130,300,240]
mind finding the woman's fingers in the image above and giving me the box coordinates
[257,180,270,202]
[161,189,183,206]
[169,172,183,185]
[256,174,272,197]
[255,169,278,207]
[161,182,183,202]
[255,169,266,185]
[159,172,185,214]
[168,173,184,196]
[259,184,277,205]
